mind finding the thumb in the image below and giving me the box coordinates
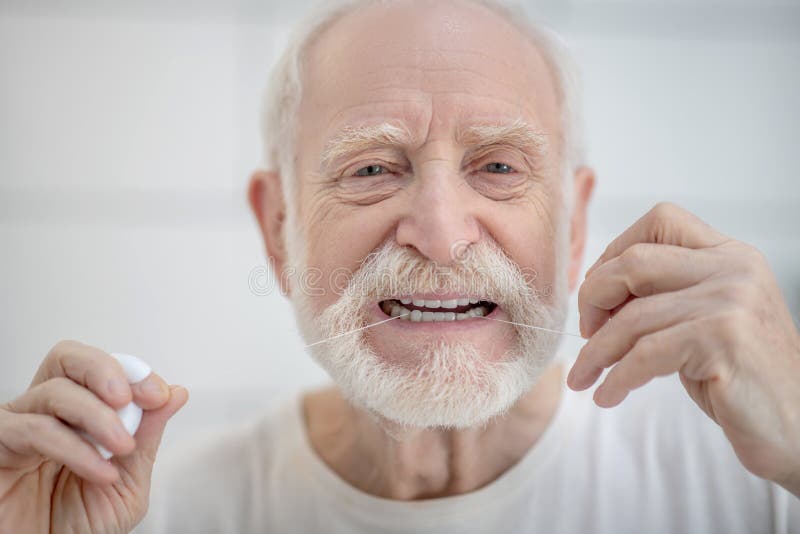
[115,384,189,489]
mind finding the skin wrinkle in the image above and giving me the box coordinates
[359,64,528,85]
[323,30,551,83]
[316,58,555,140]
[276,0,589,500]
[324,93,540,123]
[320,119,550,183]
[320,123,413,174]
[316,97,561,158]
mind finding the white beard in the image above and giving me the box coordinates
[288,223,570,431]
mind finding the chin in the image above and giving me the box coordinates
[367,336,514,370]
[321,336,552,431]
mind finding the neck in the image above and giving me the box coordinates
[303,362,564,500]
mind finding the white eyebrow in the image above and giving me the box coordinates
[456,118,549,157]
[320,122,413,172]
[319,118,548,173]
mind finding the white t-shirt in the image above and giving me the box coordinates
[137,375,799,533]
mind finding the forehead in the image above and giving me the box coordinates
[298,0,561,144]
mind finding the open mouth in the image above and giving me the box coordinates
[379,297,498,322]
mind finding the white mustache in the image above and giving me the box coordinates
[293,236,570,430]
[331,237,548,316]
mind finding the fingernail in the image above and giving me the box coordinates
[571,370,588,390]
[113,422,132,442]
[110,352,152,384]
[594,384,612,407]
[566,368,578,390]
[138,376,167,396]
[593,384,604,404]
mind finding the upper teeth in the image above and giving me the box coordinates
[400,298,478,308]
[386,300,489,322]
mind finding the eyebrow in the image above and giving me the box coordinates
[320,123,413,173]
[319,118,548,173]
[456,118,549,158]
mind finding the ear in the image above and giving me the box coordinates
[566,166,596,293]
[248,170,291,295]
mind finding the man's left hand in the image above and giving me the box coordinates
[568,202,800,496]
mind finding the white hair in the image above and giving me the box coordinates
[294,233,570,431]
[260,0,586,244]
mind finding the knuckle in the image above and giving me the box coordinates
[616,297,648,330]
[621,243,649,267]
[38,376,71,399]
[620,246,657,296]
[721,240,766,275]
[25,413,57,436]
[645,202,684,243]
[632,333,657,357]
[47,375,73,390]
[724,279,760,310]
[649,201,681,221]
[47,339,79,360]
[627,337,657,373]
[39,376,71,406]
[90,352,122,378]
[738,243,768,276]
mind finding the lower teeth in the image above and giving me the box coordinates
[386,303,488,322]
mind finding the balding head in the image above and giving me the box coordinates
[262,0,585,213]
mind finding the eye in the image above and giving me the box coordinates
[483,162,515,174]
[355,164,387,177]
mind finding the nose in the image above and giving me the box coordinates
[395,168,481,266]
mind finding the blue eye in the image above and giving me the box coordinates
[355,164,386,177]
[483,162,514,174]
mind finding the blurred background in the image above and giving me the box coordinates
[1,0,799,440]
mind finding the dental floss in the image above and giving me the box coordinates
[303,312,583,349]
[475,316,584,338]
[83,352,150,460]
[304,314,409,348]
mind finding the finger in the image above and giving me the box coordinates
[578,243,717,337]
[8,377,136,457]
[33,340,132,409]
[116,385,188,489]
[570,286,704,390]
[592,322,699,408]
[0,410,119,485]
[130,373,170,411]
[584,202,729,280]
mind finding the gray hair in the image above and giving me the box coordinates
[260,0,586,228]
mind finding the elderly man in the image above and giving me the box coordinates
[1,0,799,532]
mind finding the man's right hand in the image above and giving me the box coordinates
[0,340,188,533]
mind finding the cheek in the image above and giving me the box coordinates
[482,199,562,294]
[303,204,399,308]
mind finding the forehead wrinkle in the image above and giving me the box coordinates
[319,122,415,172]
